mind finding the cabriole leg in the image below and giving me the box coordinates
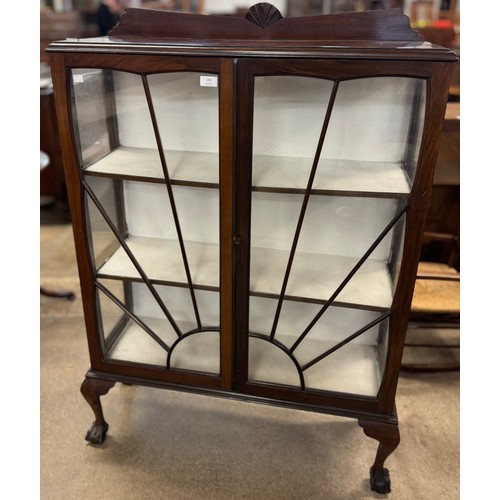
[80,377,116,445]
[358,419,400,494]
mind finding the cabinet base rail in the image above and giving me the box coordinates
[80,371,400,493]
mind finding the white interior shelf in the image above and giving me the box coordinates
[97,236,220,289]
[250,246,393,309]
[85,146,219,185]
[252,155,411,195]
[97,235,392,309]
[84,146,410,196]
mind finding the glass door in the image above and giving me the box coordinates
[236,61,426,402]
[69,58,233,388]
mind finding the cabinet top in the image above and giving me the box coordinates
[47,3,457,62]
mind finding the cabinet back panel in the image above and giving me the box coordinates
[131,283,220,326]
[251,192,397,258]
[123,182,220,245]
[249,297,380,345]
[115,71,219,153]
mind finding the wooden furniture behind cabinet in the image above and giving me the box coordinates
[48,4,456,494]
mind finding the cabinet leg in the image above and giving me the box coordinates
[358,420,400,494]
[80,377,116,445]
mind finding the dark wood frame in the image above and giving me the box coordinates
[48,4,456,494]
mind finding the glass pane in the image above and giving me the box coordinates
[252,76,426,194]
[98,280,220,374]
[70,68,112,166]
[70,70,220,185]
[248,296,388,396]
[84,176,122,271]
[250,192,400,308]
[147,72,219,155]
[96,279,127,343]
[248,75,423,396]
[253,76,332,160]
[300,317,390,396]
[72,69,221,375]
[322,77,426,187]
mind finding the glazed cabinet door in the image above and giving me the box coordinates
[54,54,234,390]
[235,59,430,411]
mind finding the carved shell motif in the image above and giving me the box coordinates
[245,2,283,29]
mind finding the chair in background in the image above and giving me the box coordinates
[402,101,460,373]
[403,239,460,372]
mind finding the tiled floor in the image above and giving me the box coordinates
[40,220,460,500]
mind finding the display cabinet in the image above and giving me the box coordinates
[48,4,456,493]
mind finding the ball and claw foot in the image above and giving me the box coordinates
[359,419,399,494]
[370,466,391,494]
[85,420,109,445]
[81,377,115,445]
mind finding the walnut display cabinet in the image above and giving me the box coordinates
[48,4,456,494]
